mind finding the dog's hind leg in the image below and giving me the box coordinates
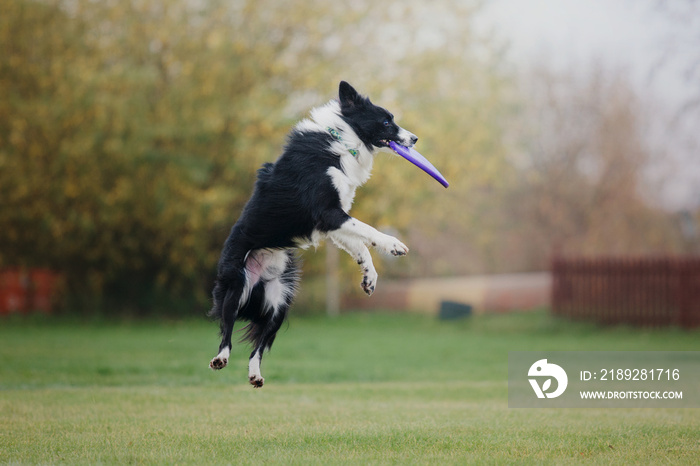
[246,306,288,388]
[209,274,247,370]
[247,252,298,387]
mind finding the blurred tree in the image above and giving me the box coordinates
[502,63,683,269]
[1,0,511,312]
[4,0,683,313]
[0,0,337,310]
[654,0,700,119]
[652,0,700,213]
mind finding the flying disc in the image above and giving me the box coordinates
[389,141,449,188]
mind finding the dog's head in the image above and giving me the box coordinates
[338,81,417,151]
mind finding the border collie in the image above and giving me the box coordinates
[209,81,417,387]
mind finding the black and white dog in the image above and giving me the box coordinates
[209,81,417,387]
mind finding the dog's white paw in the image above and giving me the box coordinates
[209,357,228,370]
[360,267,378,296]
[249,375,264,388]
[374,235,409,257]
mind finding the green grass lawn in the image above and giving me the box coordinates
[1,311,698,464]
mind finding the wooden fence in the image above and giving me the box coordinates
[551,256,700,328]
[0,269,60,315]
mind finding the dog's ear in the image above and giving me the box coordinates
[339,81,364,109]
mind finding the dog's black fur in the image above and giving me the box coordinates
[209,81,417,387]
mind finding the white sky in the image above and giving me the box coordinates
[478,0,691,105]
[476,0,700,209]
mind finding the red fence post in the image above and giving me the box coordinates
[0,268,61,316]
[29,269,59,314]
[0,269,29,315]
[551,256,562,316]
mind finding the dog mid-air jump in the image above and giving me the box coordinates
[209,81,424,387]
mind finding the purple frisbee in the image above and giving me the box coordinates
[389,141,449,188]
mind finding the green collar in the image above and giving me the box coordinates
[327,127,359,158]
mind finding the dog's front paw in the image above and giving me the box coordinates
[249,375,264,388]
[390,240,408,256]
[361,267,378,296]
[375,235,409,257]
[209,357,228,370]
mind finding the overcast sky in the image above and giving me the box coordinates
[476,0,699,209]
[478,0,693,105]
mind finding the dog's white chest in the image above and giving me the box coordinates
[337,184,357,213]
[327,167,359,213]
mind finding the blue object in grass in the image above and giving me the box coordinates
[439,301,472,320]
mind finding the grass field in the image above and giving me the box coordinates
[1,311,698,464]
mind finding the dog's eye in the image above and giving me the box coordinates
[383,120,391,127]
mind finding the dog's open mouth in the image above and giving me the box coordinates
[378,139,412,148]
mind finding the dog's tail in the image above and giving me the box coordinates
[208,224,249,323]
[207,273,243,322]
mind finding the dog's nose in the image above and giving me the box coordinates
[410,135,418,145]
